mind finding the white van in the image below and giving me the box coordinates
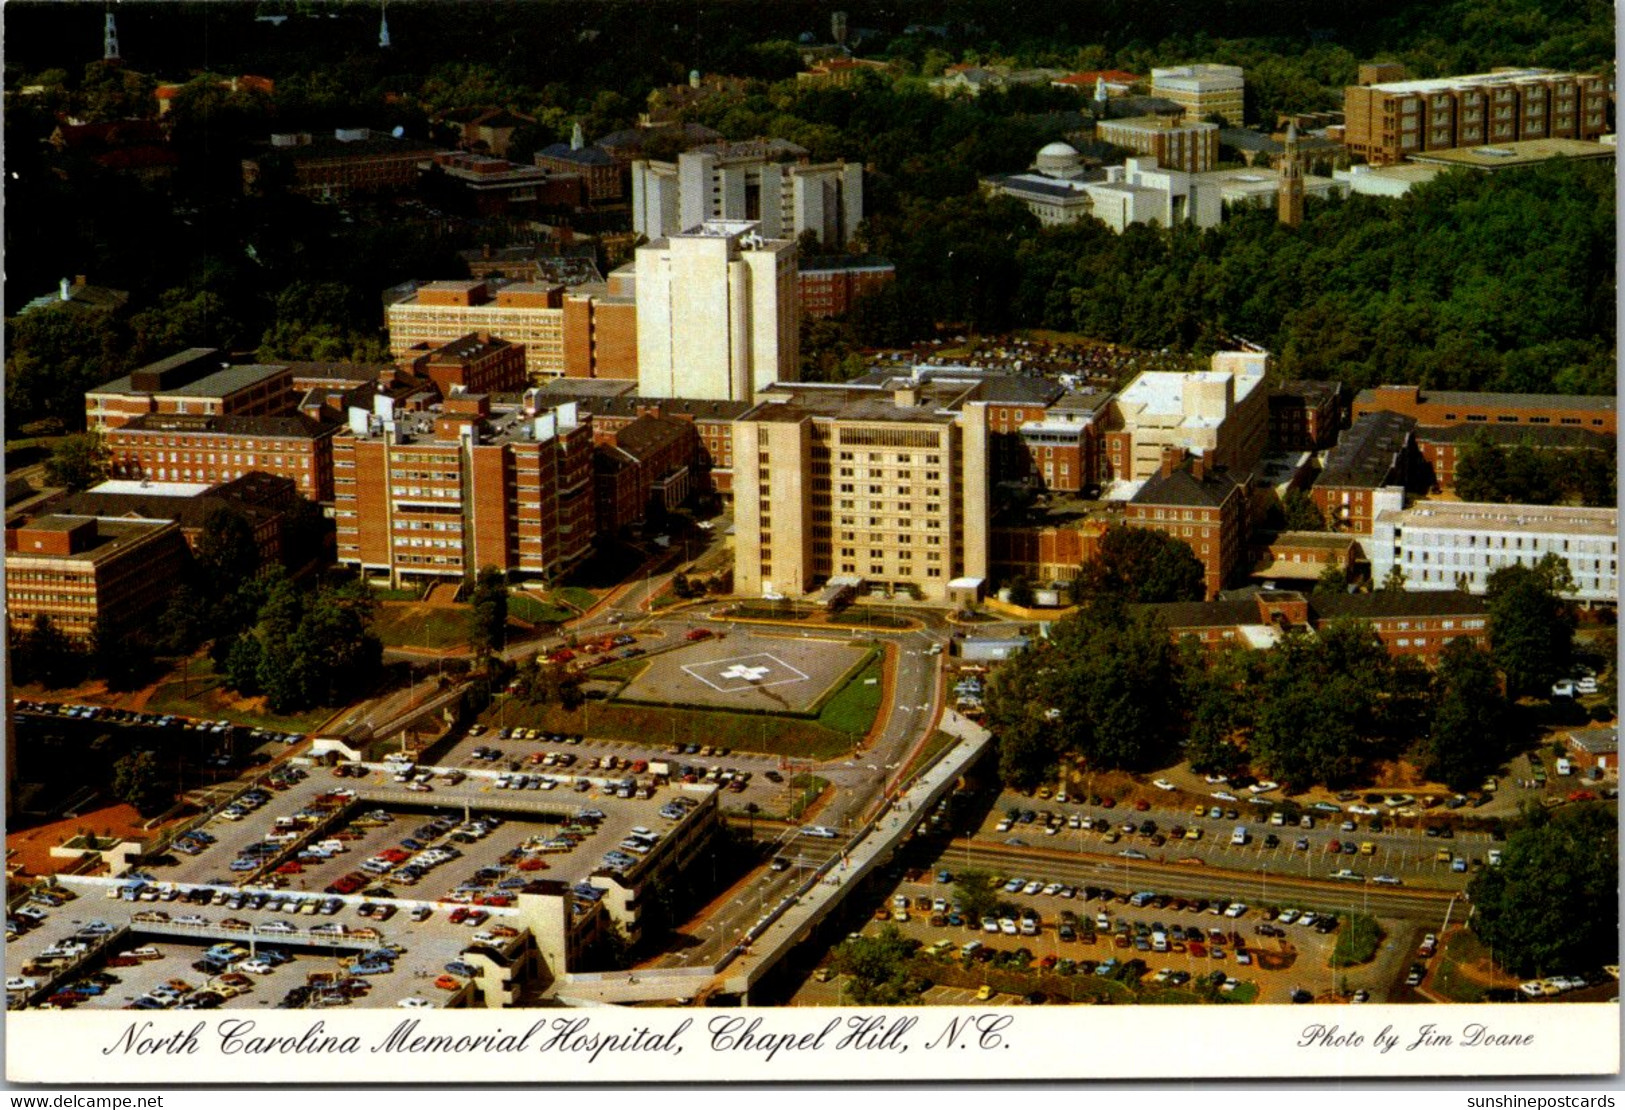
[1231,826,1249,846]
[1556,758,1574,776]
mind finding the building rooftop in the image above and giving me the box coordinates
[1363,67,1598,96]
[1131,463,1240,509]
[1356,385,1616,414]
[1406,138,1615,170]
[1377,500,1619,537]
[116,413,335,440]
[91,359,288,399]
[745,384,960,426]
[7,514,177,562]
[1137,598,1260,629]
[1101,115,1218,134]
[1312,588,1485,622]
[613,414,692,462]
[1272,380,1342,406]
[537,143,616,166]
[1565,727,1617,755]
[800,254,896,274]
[1317,411,1416,490]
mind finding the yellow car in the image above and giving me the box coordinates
[1435,847,1453,862]
[1185,827,1203,840]
[1359,841,1375,855]
[975,984,994,1001]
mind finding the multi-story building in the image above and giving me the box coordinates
[592,415,697,535]
[1249,531,1360,587]
[1150,64,1246,126]
[1126,452,1247,599]
[1097,115,1221,173]
[634,220,799,404]
[385,278,635,382]
[1016,390,1113,493]
[5,514,189,645]
[52,473,298,567]
[1352,384,1616,435]
[104,413,339,503]
[542,389,749,499]
[732,380,992,602]
[87,352,295,432]
[1343,67,1609,167]
[1368,499,1618,605]
[397,333,528,400]
[332,393,594,585]
[1105,351,1270,482]
[1268,380,1343,451]
[1413,423,1615,493]
[1310,411,1418,534]
[241,129,440,200]
[430,151,580,217]
[798,256,897,318]
[535,127,622,203]
[992,511,1112,584]
[631,140,864,249]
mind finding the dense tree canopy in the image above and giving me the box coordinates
[984,600,1186,786]
[833,925,926,1005]
[1071,526,1206,606]
[1417,638,1512,793]
[468,568,510,661]
[1469,805,1618,977]
[1486,555,1577,700]
[1452,433,1616,508]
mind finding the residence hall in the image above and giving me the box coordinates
[1126,451,1247,600]
[1309,410,1418,534]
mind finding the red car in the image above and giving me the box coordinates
[1569,790,1598,802]
[448,907,470,924]
[685,629,712,642]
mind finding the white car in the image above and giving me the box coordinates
[239,959,276,975]
[257,921,297,935]
[1022,880,1042,896]
[1211,791,1239,802]
[1042,883,1063,897]
[6,977,39,992]
[1153,779,1177,791]
[999,918,1019,936]
[1224,903,1248,918]
[398,997,434,1008]
[1248,781,1280,795]
[174,915,209,927]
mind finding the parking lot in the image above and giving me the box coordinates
[975,789,1494,889]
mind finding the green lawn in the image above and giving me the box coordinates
[585,657,651,682]
[371,605,472,649]
[1330,914,1383,968]
[1430,930,1498,1003]
[482,698,857,760]
[785,774,830,820]
[508,594,574,625]
[144,655,337,734]
[554,586,602,611]
[815,653,884,736]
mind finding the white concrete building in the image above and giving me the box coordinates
[1368,498,1619,604]
[1151,64,1246,126]
[631,140,864,249]
[1333,163,1444,197]
[634,220,799,403]
[1087,158,1225,230]
[1108,351,1270,481]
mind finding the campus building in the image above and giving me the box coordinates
[797,256,897,318]
[1126,452,1247,600]
[1352,384,1617,435]
[1097,115,1221,173]
[1150,64,1246,126]
[241,129,441,200]
[634,220,799,404]
[332,393,594,585]
[87,350,295,432]
[103,413,339,503]
[5,514,189,645]
[1310,410,1418,534]
[1368,498,1618,605]
[1104,351,1270,482]
[732,379,993,602]
[1342,67,1610,166]
[630,140,864,248]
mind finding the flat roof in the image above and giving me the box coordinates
[88,480,213,498]
[1382,500,1618,538]
[1364,68,1596,95]
[1407,138,1615,170]
[1356,386,1615,413]
[9,514,176,561]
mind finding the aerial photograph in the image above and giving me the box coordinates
[1,0,1616,1060]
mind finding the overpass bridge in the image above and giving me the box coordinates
[553,712,993,1006]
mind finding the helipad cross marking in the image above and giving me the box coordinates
[719,664,772,682]
[680,652,811,693]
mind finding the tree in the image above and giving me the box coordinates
[1004,574,1035,608]
[984,600,1187,782]
[1418,639,1511,792]
[154,584,208,656]
[195,508,260,597]
[1071,526,1204,605]
[1486,555,1577,699]
[1315,562,1349,593]
[1469,805,1617,977]
[43,433,109,492]
[1179,641,1255,777]
[1281,490,1327,532]
[833,925,925,1005]
[92,617,153,692]
[110,751,172,817]
[953,869,999,924]
[467,568,509,659]
[16,615,89,689]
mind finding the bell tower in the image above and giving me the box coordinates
[1277,122,1305,228]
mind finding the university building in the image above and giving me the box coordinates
[332,393,594,585]
[103,413,339,503]
[5,514,189,644]
[1343,67,1609,166]
[87,350,294,432]
[1351,384,1616,435]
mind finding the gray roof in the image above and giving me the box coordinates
[1132,465,1241,509]
[1355,387,1615,414]
[1317,411,1415,490]
[116,413,336,439]
[1566,727,1617,755]
[1271,380,1342,407]
[1137,598,1259,629]
[1311,589,1485,622]
[537,143,615,167]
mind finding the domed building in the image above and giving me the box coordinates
[1032,141,1084,179]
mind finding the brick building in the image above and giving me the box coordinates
[87,350,296,432]
[1140,588,1487,661]
[398,333,529,400]
[1127,452,1247,599]
[1563,727,1616,776]
[386,278,635,381]
[5,514,189,644]
[547,391,748,498]
[592,415,697,535]
[1151,64,1246,126]
[991,514,1111,584]
[1343,68,1609,167]
[104,413,339,503]
[1352,384,1616,435]
[243,130,441,200]
[1310,410,1417,534]
[333,393,593,585]
[1249,531,1361,586]
[1097,115,1221,173]
[535,132,622,202]
[1269,380,1343,450]
[53,473,298,567]
[797,256,897,318]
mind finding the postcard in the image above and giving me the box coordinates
[4,0,1617,1089]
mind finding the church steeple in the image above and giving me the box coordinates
[379,1,391,48]
[103,9,121,62]
[1277,121,1305,228]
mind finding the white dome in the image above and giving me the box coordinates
[1034,141,1083,178]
